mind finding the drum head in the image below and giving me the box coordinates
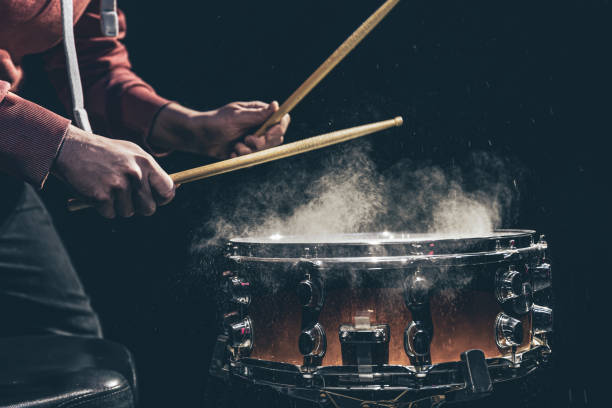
[228,229,537,259]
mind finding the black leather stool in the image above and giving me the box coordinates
[0,336,137,408]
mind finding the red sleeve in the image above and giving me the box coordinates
[42,3,171,154]
[0,80,71,189]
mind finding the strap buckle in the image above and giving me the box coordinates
[100,0,119,37]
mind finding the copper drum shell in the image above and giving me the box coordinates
[239,260,535,367]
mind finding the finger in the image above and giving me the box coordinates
[94,197,116,219]
[233,142,253,156]
[243,134,267,151]
[236,101,270,110]
[264,113,290,148]
[260,100,279,118]
[114,184,135,218]
[146,160,176,206]
[229,152,237,159]
[278,113,291,133]
[244,112,289,152]
[134,177,157,216]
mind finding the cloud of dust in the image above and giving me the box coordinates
[191,141,520,251]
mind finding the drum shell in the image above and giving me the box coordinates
[229,247,543,367]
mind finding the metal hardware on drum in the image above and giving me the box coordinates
[532,304,553,352]
[339,322,390,366]
[495,312,523,349]
[515,282,534,314]
[533,305,553,334]
[403,321,433,377]
[212,230,554,407]
[295,261,327,367]
[495,267,534,315]
[228,275,251,306]
[495,269,523,302]
[228,316,253,350]
[445,349,493,403]
[403,270,434,372]
[297,278,322,308]
[532,262,552,291]
[403,269,431,307]
[218,266,254,359]
[299,323,327,360]
[296,261,325,310]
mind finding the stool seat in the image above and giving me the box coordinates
[0,335,137,408]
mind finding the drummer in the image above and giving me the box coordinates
[0,2,289,338]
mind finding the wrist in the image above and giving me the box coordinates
[51,125,86,178]
[149,103,211,152]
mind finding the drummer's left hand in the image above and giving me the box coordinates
[149,101,290,159]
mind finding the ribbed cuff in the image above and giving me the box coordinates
[0,91,70,189]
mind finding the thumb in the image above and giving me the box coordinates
[239,101,278,128]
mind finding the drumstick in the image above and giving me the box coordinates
[67,116,403,212]
[251,0,401,138]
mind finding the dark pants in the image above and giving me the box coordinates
[0,176,102,338]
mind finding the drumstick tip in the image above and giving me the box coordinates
[393,116,404,127]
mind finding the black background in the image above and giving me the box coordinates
[21,0,612,406]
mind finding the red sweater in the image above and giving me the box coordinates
[0,0,170,188]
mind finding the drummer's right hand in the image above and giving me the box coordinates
[52,125,176,218]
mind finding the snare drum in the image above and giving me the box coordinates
[210,230,553,406]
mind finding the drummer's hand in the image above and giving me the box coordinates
[149,101,290,159]
[53,125,176,219]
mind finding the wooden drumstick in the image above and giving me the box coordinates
[67,116,403,212]
[251,0,401,138]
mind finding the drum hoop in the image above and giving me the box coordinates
[230,229,535,245]
[228,229,539,260]
[229,243,545,268]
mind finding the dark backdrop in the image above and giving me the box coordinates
[20,0,611,407]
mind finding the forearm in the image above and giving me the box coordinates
[149,103,213,153]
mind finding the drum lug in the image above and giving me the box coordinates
[533,304,553,351]
[403,269,431,308]
[495,268,533,315]
[220,263,251,310]
[532,262,552,291]
[299,323,327,366]
[297,277,324,310]
[228,275,251,306]
[495,269,523,303]
[403,321,433,371]
[403,270,434,372]
[228,316,254,352]
[495,312,523,350]
[533,304,553,334]
[296,261,325,311]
